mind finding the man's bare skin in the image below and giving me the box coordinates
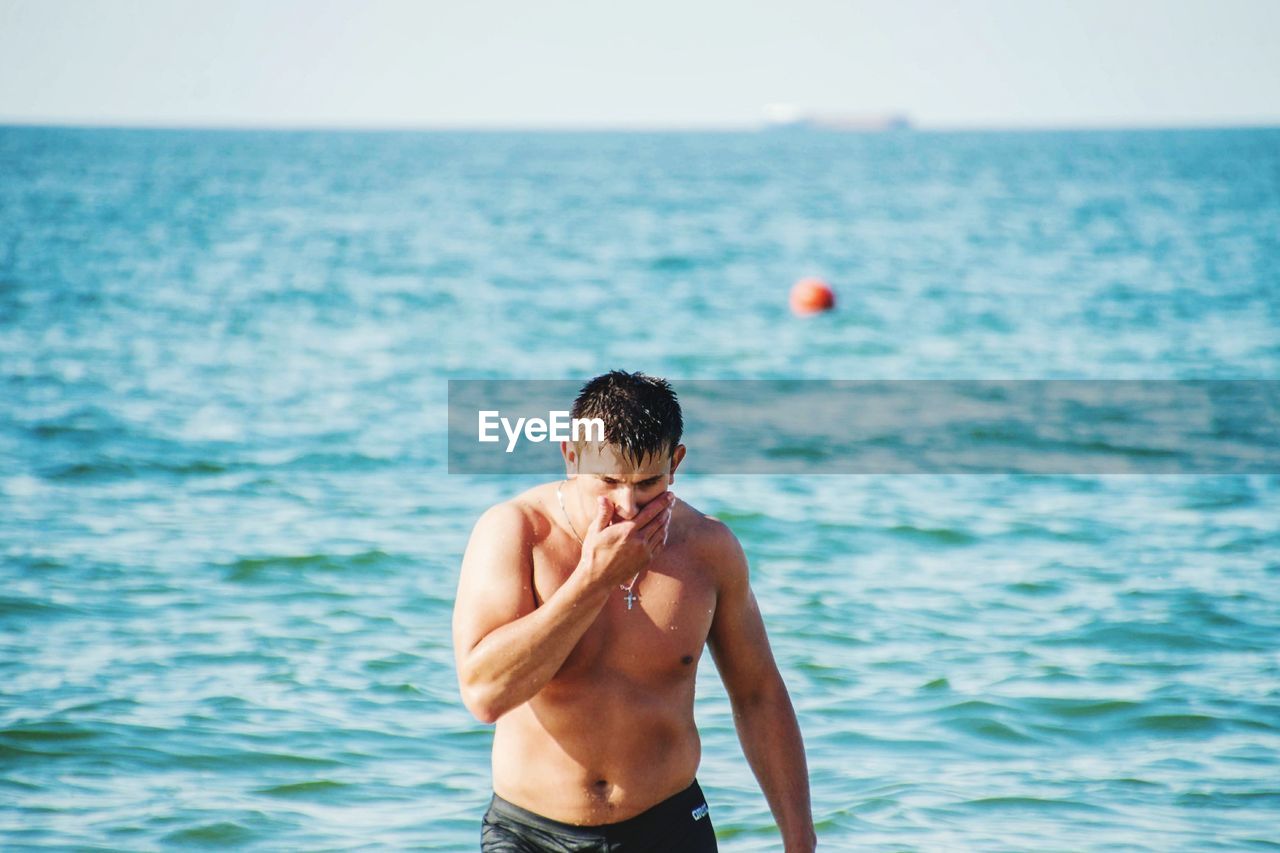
[481,480,714,821]
[454,440,816,850]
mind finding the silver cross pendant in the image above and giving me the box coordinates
[623,588,639,610]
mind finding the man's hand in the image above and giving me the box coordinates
[577,491,673,588]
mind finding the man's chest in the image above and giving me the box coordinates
[531,546,718,681]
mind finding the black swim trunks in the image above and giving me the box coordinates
[480,780,717,852]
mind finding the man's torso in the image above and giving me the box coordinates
[491,483,722,825]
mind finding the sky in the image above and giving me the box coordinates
[1,0,1278,129]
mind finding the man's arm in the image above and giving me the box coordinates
[706,524,817,853]
[452,501,608,723]
[452,493,673,723]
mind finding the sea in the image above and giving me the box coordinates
[1,125,1278,851]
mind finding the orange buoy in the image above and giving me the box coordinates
[789,277,835,315]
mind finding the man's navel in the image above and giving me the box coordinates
[588,778,615,802]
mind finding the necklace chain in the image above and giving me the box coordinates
[557,480,642,602]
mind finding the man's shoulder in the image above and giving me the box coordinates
[674,502,753,614]
[470,483,556,541]
[674,498,748,567]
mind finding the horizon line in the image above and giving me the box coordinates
[3,116,1280,134]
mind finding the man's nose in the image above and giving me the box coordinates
[611,486,638,519]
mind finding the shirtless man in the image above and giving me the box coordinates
[453,371,816,852]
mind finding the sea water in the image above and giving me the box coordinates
[2,126,1278,850]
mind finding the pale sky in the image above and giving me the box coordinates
[1,0,1277,129]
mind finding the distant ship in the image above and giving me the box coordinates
[761,103,911,132]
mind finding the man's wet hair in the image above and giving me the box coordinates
[570,370,683,465]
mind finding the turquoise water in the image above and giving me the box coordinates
[2,126,1279,850]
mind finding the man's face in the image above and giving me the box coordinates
[562,441,686,520]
